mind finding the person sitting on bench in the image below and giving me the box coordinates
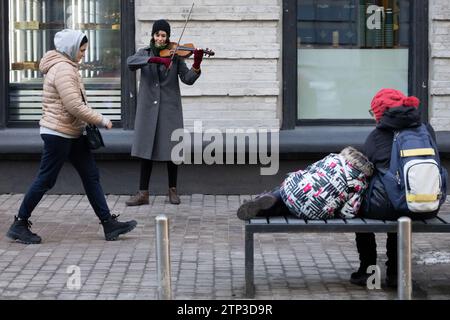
[237,146,374,221]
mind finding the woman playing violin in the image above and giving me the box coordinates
[126,19,204,206]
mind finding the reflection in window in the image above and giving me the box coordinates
[8,0,121,122]
[297,0,410,120]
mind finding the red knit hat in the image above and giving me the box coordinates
[370,88,420,122]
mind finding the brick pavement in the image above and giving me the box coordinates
[0,194,450,300]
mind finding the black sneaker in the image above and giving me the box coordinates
[237,194,278,220]
[101,214,137,241]
[6,216,42,244]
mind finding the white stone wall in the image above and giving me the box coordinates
[134,0,282,130]
[430,0,450,131]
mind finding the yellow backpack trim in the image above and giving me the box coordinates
[406,194,440,202]
[400,148,435,157]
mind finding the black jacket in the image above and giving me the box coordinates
[361,107,437,220]
[364,107,436,170]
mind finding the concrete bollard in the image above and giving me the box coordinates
[398,217,412,300]
[156,215,172,300]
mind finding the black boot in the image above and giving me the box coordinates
[101,214,137,241]
[6,216,42,244]
[350,265,371,286]
[350,233,377,286]
[237,194,278,220]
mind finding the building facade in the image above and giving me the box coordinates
[430,0,450,130]
[0,0,449,194]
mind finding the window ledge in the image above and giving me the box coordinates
[1,127,450,156]
[0,128,133,154]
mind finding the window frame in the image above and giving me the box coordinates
[121,0,136,130]
[0,0,136,129]
[0,0,9,129]
[282,0,429,129]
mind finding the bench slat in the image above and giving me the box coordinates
[268,217,288,224]
[249,218,268,225]
[324,219,347,225]
[286,217,307,225]
[306,219,327,225]
[345,218,367,225]
[362,218,386,225]
[423,218,446,225]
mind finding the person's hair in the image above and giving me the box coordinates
[340,146,374,177]
[80,36,88,47]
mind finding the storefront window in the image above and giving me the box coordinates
[8,0,121,122]
[297,0,409,120]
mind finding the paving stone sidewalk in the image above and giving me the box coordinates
[0,194,450,300]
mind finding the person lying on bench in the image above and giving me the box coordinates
[237,146,374,220]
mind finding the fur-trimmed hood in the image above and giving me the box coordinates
[340,146,374,177]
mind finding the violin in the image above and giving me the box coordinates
[159,42,215,58]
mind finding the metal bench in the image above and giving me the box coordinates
[244,210,450,298]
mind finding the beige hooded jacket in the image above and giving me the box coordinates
[39,30,104,137]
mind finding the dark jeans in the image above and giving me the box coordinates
[257,187,291,217]
[18,134,111,221]
[355,232,397,275]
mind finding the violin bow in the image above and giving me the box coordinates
[166,2,195,74]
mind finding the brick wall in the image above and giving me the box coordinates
[134,0,281,130]
[430,0,450,131]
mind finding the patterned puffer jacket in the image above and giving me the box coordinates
[280,147,373,220]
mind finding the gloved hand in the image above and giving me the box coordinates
[192,49,204,70]
[148,57,171,69]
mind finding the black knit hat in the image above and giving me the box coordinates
[152,19,171,37]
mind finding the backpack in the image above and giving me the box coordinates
[380,124,447,214]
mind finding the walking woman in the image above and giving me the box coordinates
[126,19,203,206]
[6,29,137,244]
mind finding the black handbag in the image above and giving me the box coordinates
[85,124,105,150]
[80,89,105,150]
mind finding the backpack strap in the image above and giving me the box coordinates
[395,124,438,159]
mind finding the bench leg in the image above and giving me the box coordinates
[245,230,255,298]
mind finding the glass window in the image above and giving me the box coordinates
[8,0,121,122]
[297,0,409,120]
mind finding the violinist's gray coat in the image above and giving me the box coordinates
[127,47,200,161]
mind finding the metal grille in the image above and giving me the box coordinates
[9,82,121,121]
